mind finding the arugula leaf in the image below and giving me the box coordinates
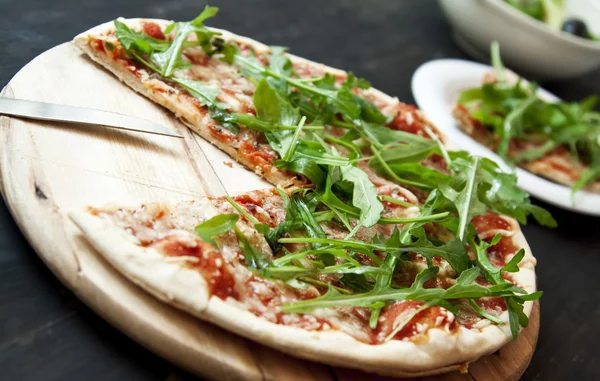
[284,142,349,167]
[268,46,293,76]
[456,267,481,285]
[409,228,469,274]
[342,72,371,90]
[474,156,557,227]
[474,234,507,284]
[281,266,492,313]
[252,79,300,157]
[469,299,503,324]
[235,54,362,121]
[506,297,527,338]
[191,5,219,26]
[194,214,239,245]
[151,23,194,76]
[572,152,600,196]
[225,113,323,133]
[173,78,239,134]
[369,147,431,189]
[114,20,170,54]
[173,78,223,108]
[471,235,541,338]
[354,120,429,148]
[209,37,238,63]
[152,40,193,75]
[266,263,388,281]
[459,88,484,104]
[339,164,384,227]
[386,163,451,189]
[439,156,487,241]
[373,141,437,165]
[274,158,327,186]
[502,249,525,273]
[498,92,538,159]
[254,79,300,127]
[235,226,269,270]
[225,195,260,225]
[513,140,558,162]
[523,204,557,227]
[282,117,306,162]
[289,192,328,246]
[572,166,600,195]
[490,40,506,84]
[152,6,219,77]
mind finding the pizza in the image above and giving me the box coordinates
[453,57,600,194]
[70,7,552,377]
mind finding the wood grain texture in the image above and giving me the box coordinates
[0,42,538,381]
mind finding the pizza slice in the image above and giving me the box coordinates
[453,45,600,194]
[70,188,537,377]
[72,12,444,192]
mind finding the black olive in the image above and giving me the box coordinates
[561,18,590,39]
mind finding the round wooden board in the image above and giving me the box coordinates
[0,42,539,381]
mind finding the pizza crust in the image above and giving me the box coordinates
[203,299,508,377]
[69,207,535,377]
[70,209,211,313]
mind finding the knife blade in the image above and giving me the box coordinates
[0,96,183,138]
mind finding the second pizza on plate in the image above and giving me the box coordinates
[70,6,554,377]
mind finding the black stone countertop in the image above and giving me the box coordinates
[1,1,599,380]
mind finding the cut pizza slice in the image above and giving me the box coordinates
[452,48,600,194]
[70,188,538,377]
[72,12,446,192]
[454,103,600,194]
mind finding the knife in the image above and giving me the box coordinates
[0,96,183,138]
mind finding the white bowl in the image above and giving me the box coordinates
[438,0,600,80]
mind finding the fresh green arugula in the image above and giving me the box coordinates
[339,164,384,227]
[439,156,487,240]
[409,228,469,274]
[281,266,493,313]
[194,213,239,246]
[470,235,542,338]
[114,20,170,54]
[153,6,219,76]
[235,226,269,270]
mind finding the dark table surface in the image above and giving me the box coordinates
[1,1,599,380]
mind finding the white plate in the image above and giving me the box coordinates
[411,58,600,216]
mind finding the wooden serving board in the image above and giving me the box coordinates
[0,42,539,381]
